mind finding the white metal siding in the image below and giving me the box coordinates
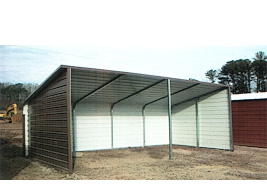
[172,100,197,146]
[74,89,231,151]
[75,102,111,151]
[113,104,143,148]
[145,105,169,146]
[75,102,170,151]
[198,89,231,149]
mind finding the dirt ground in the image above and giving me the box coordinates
[0,120,32,180]
[1,121,267,180]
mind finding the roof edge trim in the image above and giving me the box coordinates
[24,65,67,105]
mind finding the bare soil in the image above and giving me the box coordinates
[0,121,32,180]
[1,121,267,180]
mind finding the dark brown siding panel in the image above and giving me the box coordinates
[29,69,70,171]
[232,99,267,148]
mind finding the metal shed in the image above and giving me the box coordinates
[232,93,267,148]
[23,65,233,173]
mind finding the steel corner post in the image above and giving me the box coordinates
[142,106,146,148]
[228,87,234,151]
[167,79,173,160]
[195,97,200,147]
[110,106,114,149]
[67,67,73,173]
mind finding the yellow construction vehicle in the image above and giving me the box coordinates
[0,103,18,123]
[0,113,4,120]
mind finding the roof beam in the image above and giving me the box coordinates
[73,74,124,109]
[110,79,166,110]
[143,83,200,109]
[171,87,225,109]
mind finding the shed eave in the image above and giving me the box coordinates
[23,65,68,105]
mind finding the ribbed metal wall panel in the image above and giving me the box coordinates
[74,101,170,151]
[28,70,71,171]
[198,89,231,150]
[172,100,197,146]
[74,102,112,151]
[113,104,143,148]
[145,105,169,146]
[232,99,267,148]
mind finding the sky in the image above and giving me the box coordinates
[1,0,267,84]
[1,45,267,84]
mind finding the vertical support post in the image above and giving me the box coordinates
[111,107,114,149]
[167,79,173,160]
[67,67,73,173]
[227,87,234,151]
[72,109,76,158]
[195,98,200,147]
[23,105,29,156]
[142,106,146,147]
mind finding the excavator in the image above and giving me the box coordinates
[0,103,18,123]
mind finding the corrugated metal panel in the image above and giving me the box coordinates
[144,83,222,107]
[232,99,267,148]
[113,104,143,148]
[74,102,170,151]
[28,69,71,171]
[198,89,231,150]
[145,105,169,146]
[74,102,111,151]
[172,100,197,146]
[76,75,163,105]
[170,84,222,106]
[71,68,212,106]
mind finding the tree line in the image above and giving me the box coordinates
[0,83,39,110]
[205,51,267,94]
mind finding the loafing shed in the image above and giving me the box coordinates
[23,65,233,173]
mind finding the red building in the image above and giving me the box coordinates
[232,93,267,148]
